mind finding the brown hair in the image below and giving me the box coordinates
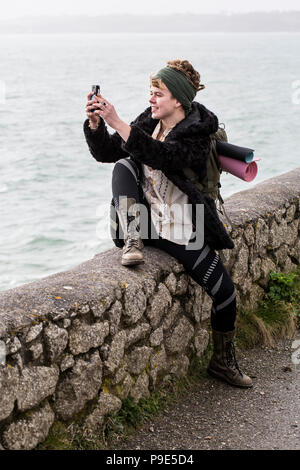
[150,59,205,92]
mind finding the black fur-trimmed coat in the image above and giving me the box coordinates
[83,102,234,250]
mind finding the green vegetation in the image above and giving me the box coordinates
[268,269,300,305]
[236,266,300,349]
[36,421,74,450]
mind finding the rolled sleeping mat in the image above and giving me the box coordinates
[216,140,255,163]
[218,155,261,182]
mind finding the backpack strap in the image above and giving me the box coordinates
[210,125,233,228]
[215,188,233,228]
[183,123,233,228]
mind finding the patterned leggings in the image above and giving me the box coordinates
[112,158,237,333]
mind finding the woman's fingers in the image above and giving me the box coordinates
[86,92,103,106]
[85,92,116,127]
[90,101,109,111]
[86,104,97,112]
[93,94,108,106]
[91,93,104,101]
[86,98,105,112]
[86,91,107,104]
[100,98,109,107]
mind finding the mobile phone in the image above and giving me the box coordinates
[91,85,100,112]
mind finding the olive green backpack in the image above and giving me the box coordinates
[182,124,232,226]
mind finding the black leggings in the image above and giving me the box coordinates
[112,158,236,333]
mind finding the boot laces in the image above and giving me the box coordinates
[126,237,140,249]
[127,212,142,239]
[224,341,243,376]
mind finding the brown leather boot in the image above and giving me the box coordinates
[116,197,144,266]
[207,329,253,388]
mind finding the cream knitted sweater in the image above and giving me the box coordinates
[141,120,194,245]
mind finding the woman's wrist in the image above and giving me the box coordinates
[88,118,100,131]
[115,120,131,142]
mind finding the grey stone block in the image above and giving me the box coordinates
[2,400,54,450]
[54,351,102,421]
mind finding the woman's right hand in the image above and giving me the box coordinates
[86,91,101,129]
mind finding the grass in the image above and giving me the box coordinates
[37,265,300,450]
[235,265,300,349]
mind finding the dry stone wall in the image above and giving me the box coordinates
[0,167,299,450]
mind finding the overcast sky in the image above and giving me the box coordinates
[2,0,300,18]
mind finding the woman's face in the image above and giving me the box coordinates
[149,85,180,120]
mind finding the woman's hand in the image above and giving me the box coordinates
[85,91,131,141]
[86,91,100,129]
[91,94,122,131]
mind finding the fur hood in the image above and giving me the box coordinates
[128,102,219,138]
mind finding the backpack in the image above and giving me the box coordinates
[182,123,233,226]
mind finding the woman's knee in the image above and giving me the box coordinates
[203,259,236,301]
[112,158,139,182]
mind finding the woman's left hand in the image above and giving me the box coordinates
[92,95,121,130]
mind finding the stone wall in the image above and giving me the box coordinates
[0,167,299,450]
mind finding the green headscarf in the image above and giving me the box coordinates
[154,66,197,116]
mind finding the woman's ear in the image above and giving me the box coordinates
[175,100,183,109]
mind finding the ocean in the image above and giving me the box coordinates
[0,32,299,292]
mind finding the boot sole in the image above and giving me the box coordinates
[207,367,253,388]
[121,259,145,266]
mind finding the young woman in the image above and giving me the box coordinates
[84,59,253,388]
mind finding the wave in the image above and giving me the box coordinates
[26,235,73,247]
